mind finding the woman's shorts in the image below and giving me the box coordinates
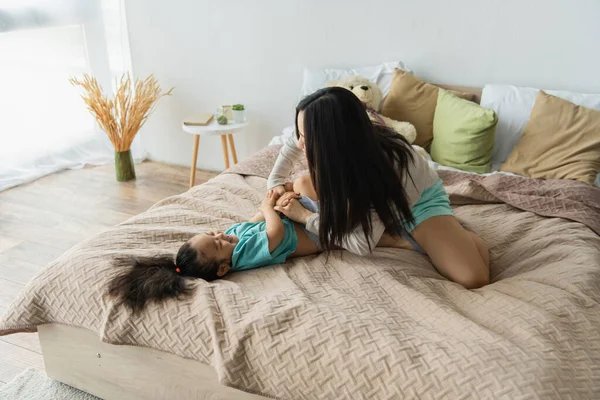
[402,178,454,233]
[397,179,453,255]
[295,180,452,254]
[297,196,321,249]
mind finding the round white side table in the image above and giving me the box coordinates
[182,119,249,187]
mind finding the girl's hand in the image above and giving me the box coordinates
[274,199,314,224]
[267,185,286,201]
[260,191,277,212]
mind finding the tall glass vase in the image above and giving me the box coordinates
[115,150,136,182]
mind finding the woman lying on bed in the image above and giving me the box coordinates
[268,87,490,289]
[108,176,411,313]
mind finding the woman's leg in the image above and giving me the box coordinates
[410,215,489,289]
[377,232,413,250]
[290,225,320,257]
[292,229,413,257]
[293,175,318,201]
[469,231,490,268]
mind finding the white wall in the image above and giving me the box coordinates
[125,0,600,171]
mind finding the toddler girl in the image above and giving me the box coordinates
[108,177,411,313]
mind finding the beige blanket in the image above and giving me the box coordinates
[1,150,599,399]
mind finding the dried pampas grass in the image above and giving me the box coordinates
[70,74,173,152]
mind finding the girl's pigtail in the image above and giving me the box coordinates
[108,255,191,314]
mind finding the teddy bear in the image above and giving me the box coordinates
[327,75,430,160]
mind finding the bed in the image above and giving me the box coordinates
[1,87,600,399]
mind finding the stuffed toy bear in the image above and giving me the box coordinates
[327,75,430,160]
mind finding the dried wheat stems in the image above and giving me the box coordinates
[70,74,173,152]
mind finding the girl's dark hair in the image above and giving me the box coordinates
[107,242,222,314]
[296,87,415,252]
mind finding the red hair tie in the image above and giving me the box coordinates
[175,267,181,273]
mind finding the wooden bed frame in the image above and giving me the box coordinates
[37,83,483,399]
[38,324,270,400]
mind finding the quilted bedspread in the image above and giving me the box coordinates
[1,146,599,399]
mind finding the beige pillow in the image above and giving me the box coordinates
[380,69,476,150]
[500,91,600,184]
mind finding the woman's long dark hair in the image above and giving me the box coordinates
[107,242,221,314]
[296,87,415,251]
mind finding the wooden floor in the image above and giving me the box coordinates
[0,162,217,387]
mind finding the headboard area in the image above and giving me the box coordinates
[437,84,483,104]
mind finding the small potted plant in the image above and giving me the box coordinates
[232,104,245,123]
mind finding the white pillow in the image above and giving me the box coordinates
[299,61,412,100]
[480,84,600,170]
[268,125,295,146]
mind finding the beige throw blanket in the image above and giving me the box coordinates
[1,147,599,399]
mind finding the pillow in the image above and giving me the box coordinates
[268,125,295,146]
[500,91,600,184]
[431,89,497,173]
[299,61,411,100]
[380,69,477,150]
[480,84,600,170]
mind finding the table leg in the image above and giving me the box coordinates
[189,135,200,188]
[221,135,230,169]
[227,134,238,164]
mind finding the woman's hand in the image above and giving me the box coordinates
[276,191,301,207]
[267,185,287,201]
[274,198,314,224]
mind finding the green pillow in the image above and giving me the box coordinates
[431,89,497,173]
